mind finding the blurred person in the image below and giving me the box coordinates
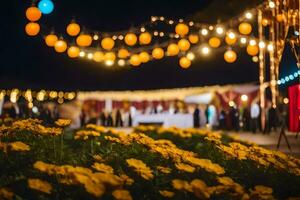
[250,102,260,133]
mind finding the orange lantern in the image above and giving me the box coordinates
[139,52,150,63]
[66,23,81,36]
[261,18,269,26]
[26,7,42,22]
[246,45,259,56]
[118,48,130,58]
[54,40,67,53]
[104,52,116,61]
[179,57,191,69]
[167,44,180,56]
[224,50,237,63]
[139,32,152,45]
[45,34,58,47]
[125,33,137,46]
[175,23,189,37]
[209,37,221,48]
[130,54,141,66]
[101,37,115,50]
[76,34,92,47]
[238,22,252,35]
[93,52,104,62]
[67,46,80,58]
[178,39,190,51]
[25,22,40,36]
[152,48,164,59]
[188,34,199,44]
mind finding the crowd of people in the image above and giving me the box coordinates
[0,96,288,134]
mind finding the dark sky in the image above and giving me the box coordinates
[1,0,298,91]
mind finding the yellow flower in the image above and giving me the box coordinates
[84,179,105,198]
[0,188,14,200]
[159,190,175,198]
[250,185,275,200]
[157,166,172,174]
[28,178,52,194]
[9,141,30,152]
[112,189,133,200]
[126,158,154,180]
[184,157,225,175]
[93,154,105,162]
[92,163,114,174]
[74,130,100,140]
[190,179,210,199]
[119,174,135,186]
[175,163,195,173]
[55,119,71,127]
[172,179,192,192]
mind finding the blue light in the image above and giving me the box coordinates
[38,0,54,14]
[295,31,300,36]
[285,77,290,81]
[289,75,294,80]
[294,72,298,77]
[298,70,300,75]
[281,78,285,84]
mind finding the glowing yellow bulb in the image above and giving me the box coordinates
[240,37,247,44]
[228,32,236,39]
[283,97,289,104]
[201,29,208,36]
[269,1,275,8]
[259,41,266,49]
[267,43,274,51]
[93,35,99,40]
[216,27,224,35]
[105,60,114,66]
[241,94,248,102]
[201,46,210,55]
[87,53,93,60]
[187,52,195,60]
[249,39,257,46]
[79,51,86,57]
[118,59,126,66]
[245,12,253,19]
[229,101,235,107]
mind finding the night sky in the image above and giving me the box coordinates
[1,0,298,91]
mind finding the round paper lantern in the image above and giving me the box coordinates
[224,50,237,63]
[225,36,237,45]
[45,34,58,47]
[178,39,190,51]
[118,48,130,59]
[25,22,40,36]
[101,37,115,50]
[54,40,67,53]
[125,33,137,46]
[66,23,80,36]
[130,54,141,66]
[26,7,42,21]
[139,52,150,63]
[175,23,189,37]
[152,48,164,59]
[93,52,104,62]
[188,34,199,44]
[104,52,116,61]
[67,46,80,58]
[179,57,191,69]
[246,45,259,56]
[139,32,152,45]
[167,44,180,56]
[261,19,269,26]
[38,0,54,14]
[76,34,92,47]
[209,37,221,48]
[238,22,252,35]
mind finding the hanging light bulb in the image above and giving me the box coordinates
[118,59,126,66]
[249,39,257,46]
[93,35,99,40]
[240,37,247,44]
[87,53,93,60]
[259,41,266,49]
[245,12,253,19]
[228,31,236,39]
[216,27,224,35]
[200,46,210,55]
[187,52,195,60]
[105,60,114,66]
[267,43,274,51]
[79,51,86,57]
[201,29,208,36]
[269,1,275,8]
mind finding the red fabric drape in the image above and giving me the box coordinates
[288,84,300,132]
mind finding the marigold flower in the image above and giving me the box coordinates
[159,190,175,198]
[112,189,133,200]
[28,178,52,194]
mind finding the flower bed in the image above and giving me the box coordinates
[0,119,299,200]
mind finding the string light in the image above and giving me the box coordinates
[277,70,300,85]
[105,60,114,66]
[258,41,266,49]
[118,59,126,66]
[216,27,224,35]
[93,35,99,40]
[200,46,210,55]
[201,28,208,36]
[269,1,275,8]
[187,52,195,60]
[87,53,93,59]
[240,37,247,44]
[267,43,274,51]
[228,31,236,39]
[79,51,86,57]
[249,39,257,46]
[245,12,253,19]
[241,94,248,102]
